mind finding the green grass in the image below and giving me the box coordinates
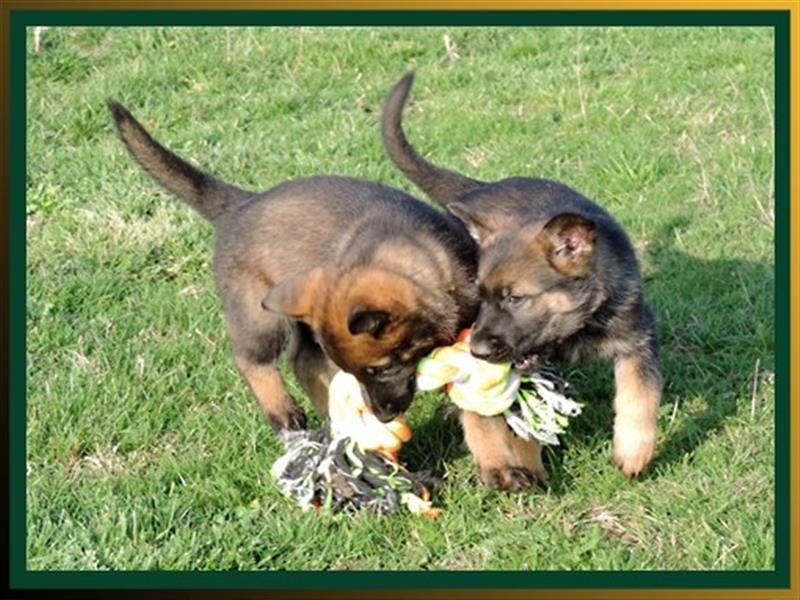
[25,26,775,571]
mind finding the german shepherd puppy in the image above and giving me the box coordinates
[109,101,478,432]
[381,73,662,486]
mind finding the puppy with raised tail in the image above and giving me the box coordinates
[110,100,478,435]
[381,73,662,488]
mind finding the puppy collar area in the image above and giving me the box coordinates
[272,329,581,515]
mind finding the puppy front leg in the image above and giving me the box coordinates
[290,336,338,418]
[612,345,662,477]
[235,355,307,432]
[460,410,547,491]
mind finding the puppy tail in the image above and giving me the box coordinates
[108,101,253,222]
[381,72,484,206]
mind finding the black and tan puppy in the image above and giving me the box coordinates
[109,101,478,433]
[382,73,662,485]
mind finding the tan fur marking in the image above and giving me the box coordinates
[510,435,549,484]
[483,252,576,315]
[461,411,547,490]
[536,233,593,277]
[263,267,329,323]
[235,356,299,426]
[461,411,514,470]
[481,248,524,288]
[612,355,661,477]
[536,291,575,314]
[534,214,596,277]
[481,229,554,295]
[317,267,443,371]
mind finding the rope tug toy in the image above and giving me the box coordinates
[272,330,582,515]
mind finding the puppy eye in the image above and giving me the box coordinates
[506,294,528,306]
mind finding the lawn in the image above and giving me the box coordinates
[24,25,775,570]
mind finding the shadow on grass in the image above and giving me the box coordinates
[640,218,773,476]
[394,217,774,495]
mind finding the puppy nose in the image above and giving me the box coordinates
[471,336,500,360]
[374,407,400,423]
[370,392,412,423]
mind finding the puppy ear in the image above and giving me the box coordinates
[446,202,499,244]
[347,306,390,337]
[260,267,327,322]
[538,213,597,276]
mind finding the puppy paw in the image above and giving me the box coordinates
[267,405,308,432]
[531,464,550,486]
[612,423,656,477]
[510,436,549,485]
[481,465,542,492]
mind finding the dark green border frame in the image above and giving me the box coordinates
[8,9,791,592]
